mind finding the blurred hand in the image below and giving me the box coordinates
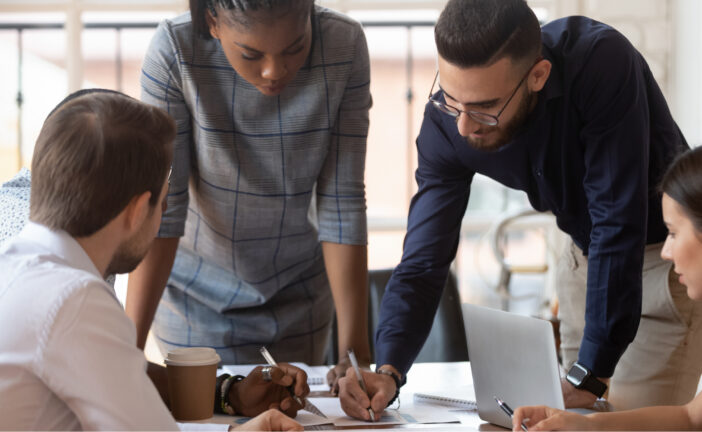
[512,405,595,431]
[229,364,309,418]
[327,354,370,395]
[231,409,303,431]
[338,367,396,421]
[561,377,605,408]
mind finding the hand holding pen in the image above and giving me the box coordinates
[259,346,327,418]
[348,349,376,422]
[226,361,309,418]
[496,396,528,431]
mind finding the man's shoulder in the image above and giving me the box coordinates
[541,16,631,60]
[0,238,114,315]
[0,250,113,349]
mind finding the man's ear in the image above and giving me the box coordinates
[122,191,153,234]
[206,8,220,40]
[528,58,552,93]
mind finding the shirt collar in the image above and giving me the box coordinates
[18,221,103,280]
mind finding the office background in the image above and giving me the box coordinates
[0,0,700,318]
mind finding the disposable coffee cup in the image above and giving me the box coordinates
[165,347,221,421]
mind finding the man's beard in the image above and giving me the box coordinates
[105,231,149,276]
[464,90,536,152]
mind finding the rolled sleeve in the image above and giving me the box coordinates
[316,24,371,246]
[141,21,192,238]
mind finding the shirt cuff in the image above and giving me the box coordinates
[577,337,626,378]
[375,343,411,384]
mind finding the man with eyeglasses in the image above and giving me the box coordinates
[338,0,701,419]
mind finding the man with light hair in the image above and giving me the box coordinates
[0,89,303,431]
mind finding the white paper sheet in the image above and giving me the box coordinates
[306,396,461,427]
[306,397,407,426]
[195,412,332,428]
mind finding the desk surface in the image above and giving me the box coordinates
[240,362,504,431]
[199,362,503,431]
[342,361,500,431]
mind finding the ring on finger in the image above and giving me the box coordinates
[262,366,273,382]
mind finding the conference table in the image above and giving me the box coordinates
[200,362,506,431]
[319,361,500,431]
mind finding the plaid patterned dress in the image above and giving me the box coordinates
[140,6,370,364]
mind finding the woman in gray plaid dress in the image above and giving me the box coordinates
[129,0,372,391]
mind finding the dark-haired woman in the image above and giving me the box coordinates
[129,0,372,391]
[512,145,702,431]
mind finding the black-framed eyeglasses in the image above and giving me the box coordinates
[428,57,541,127]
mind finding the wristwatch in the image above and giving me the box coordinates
[566,363,607,398]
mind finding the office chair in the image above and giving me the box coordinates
[368,269,469,363]
[326,269,469,364]
[490,208,549,310]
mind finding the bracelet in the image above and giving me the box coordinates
[375,369,401,408]
[215,374,245,415]
[214,374,230,414]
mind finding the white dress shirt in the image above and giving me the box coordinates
[0,222,179,430]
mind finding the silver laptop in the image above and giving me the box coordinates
[462,303,565,429]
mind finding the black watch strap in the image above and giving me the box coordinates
[581,375,607,398]
[375,369,401,407]
[567,363,607,398]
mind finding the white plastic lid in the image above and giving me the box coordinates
[164,347,221,367]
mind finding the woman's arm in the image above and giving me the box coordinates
[321,242,371,390]
[513,393,702,431]
[131,19,192,349]
[126,237,179,349]
[587,405,694,431]
[313,15,373,391]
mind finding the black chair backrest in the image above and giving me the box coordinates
[367,268,469,363]
[326,269,469,364]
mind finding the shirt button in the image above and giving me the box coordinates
[535,169,543,177]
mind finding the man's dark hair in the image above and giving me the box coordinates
[30,90,175,237]
[191,0,315,38]
[435,0,542,68]
[661,146,702,234]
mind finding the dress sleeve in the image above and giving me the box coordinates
[141,21,192,238]
[316,22,371,245]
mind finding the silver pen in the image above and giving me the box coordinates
[259,346,327,418]
[348,349,376,422]
[495,396,528,431]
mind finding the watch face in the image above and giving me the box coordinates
[567,364,589,386]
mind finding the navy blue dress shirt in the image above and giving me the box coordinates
[375,16,688,379]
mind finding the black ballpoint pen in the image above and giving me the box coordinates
[495,396,528,431]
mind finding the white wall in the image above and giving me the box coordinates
[544,0,700,147]
[670,0,702,147]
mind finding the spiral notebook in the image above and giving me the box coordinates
[413,387,477,410]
